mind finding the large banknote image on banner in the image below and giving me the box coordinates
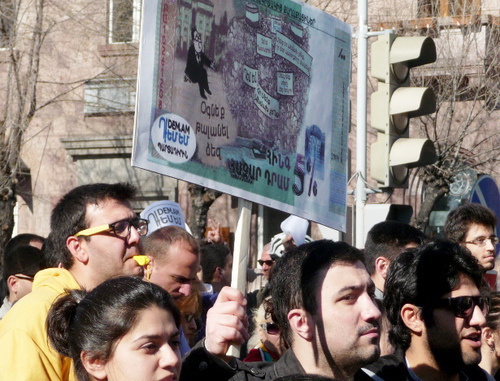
[132,0,352,231]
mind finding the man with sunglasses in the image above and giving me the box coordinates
[362,240,491,380]
[0,183,146,381]
[444,203,498,272]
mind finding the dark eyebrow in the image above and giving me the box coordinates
[337,279,375,295]
[133,329,180,343]
[337,284,365,294]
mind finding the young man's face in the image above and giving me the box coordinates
[81,199,143,287]
[149,239,199,300]
[425,274,486,371]
[313,261,381,375]
[463,223,496,270]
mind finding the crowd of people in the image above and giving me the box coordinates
[0,182,498,381]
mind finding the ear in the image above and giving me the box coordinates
[214,267,223,281]
[145,257,154,281]
[7,275,18,294]
[81,351,107,380]
[375,257,390,280]
[400,303,424,334]
[288,308,314,341]
[482,327,495,348]
[66,235,90,265]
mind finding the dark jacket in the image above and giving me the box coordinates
[361,348,490,380]
[184,45,212,83]
[180,345,304,381]
[181,343,374,381]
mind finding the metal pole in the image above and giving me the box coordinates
[355,0,368,248]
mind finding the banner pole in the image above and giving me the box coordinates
[227,198,252,357]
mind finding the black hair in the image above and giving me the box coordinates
[199,244,231,284]
[2,246,47,278]
[485,292,500,331]
[47,277,180,381]
[444,203,497,243]
[0,246,48,301]
[384,240,485,351]
[270,240,364,349]
[43,183,136,269]
[364,221,428,275]
[4,234,45,259]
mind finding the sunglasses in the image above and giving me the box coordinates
[260,322,280,335]
[258,259,275,267]
[74,217,148,238]
[431,296,490,319]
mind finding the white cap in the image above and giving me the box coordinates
[140,200,187,235]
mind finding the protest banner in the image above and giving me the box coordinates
[132,0,352,232]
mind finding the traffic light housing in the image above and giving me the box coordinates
[370,33,438,188]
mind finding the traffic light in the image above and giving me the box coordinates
[370,33,438,188]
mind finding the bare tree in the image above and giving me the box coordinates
[408,17,499,230]
[188,184,222,240]
[0,0,142,260]
[0,0,46,256]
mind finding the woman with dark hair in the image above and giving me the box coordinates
[480,292,500,380]
[47,276,181,381]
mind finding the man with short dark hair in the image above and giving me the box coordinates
[0,183,146,381]
[362,240,490,380]
[200,244,232,294]
[364,221,427,300]
[4,233,45,256]
[140,225,200,300]
[0,246,48,319]
[444,203,498,271]
[182,240,381,380]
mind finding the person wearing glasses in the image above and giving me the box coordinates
[47,277,182,381]
[444,203,498,272]
[0,245,48,320]
[0,183,147,381]
[362,240,491,380]
[244,298,281,363]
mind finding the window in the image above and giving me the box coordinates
[109,0,141,43]
[418,0,481,17]
[84,78,136,114]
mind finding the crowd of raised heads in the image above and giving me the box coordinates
[0,182,498,381]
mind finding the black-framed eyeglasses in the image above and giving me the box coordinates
[464,236,499,247]
[430,296,490,319]
[74,217,148,238]
[260,322,280,335]
[258,259,275,267]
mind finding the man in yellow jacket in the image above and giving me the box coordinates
[0,183,146,381]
